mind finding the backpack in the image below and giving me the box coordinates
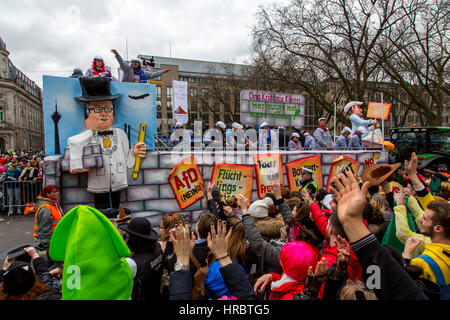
[417,254,450,300]
[190,253,209,300]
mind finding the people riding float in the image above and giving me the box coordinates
[67,77,147,210]
[204,121,227,147]
[303,132,315,150]
[85,55,111,78]
[111,49,170,83]
[349,126,366,150]
[344,101,380,146]
[299,167,318,195]
[288,132,302,151]
[313,118,333,150]
[334,127,352,150]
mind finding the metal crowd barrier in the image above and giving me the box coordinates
[1,180,43,212]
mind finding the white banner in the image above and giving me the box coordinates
[173,80,188,124]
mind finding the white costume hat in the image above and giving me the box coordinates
[94,55,103,61]
[215,121,226,129]
[343,126,352,133]
[259,122,269,128]
[291,132,300,138]
[344,101,363,113]
[318,118,326,122]
[232,122,243,130]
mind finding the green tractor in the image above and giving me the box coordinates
[389,127,450,171]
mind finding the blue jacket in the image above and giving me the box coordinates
[349,133,363,150]
[334,134,349,150]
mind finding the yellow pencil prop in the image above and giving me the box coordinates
[132,123,147,179]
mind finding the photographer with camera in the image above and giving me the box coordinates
[111,49,170,83]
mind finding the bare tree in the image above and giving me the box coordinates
[251,0,449,127]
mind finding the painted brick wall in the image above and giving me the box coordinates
[44,150,388,225]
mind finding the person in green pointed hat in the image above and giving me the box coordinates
[49,205,133,300]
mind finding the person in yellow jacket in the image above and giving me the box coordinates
[409,201,450,299]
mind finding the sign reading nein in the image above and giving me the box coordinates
[240,89,305,127]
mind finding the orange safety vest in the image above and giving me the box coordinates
[33,202,64,239]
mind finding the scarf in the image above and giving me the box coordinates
[133,68,147,83]
[271,273,298,290]
[317,125,328,131]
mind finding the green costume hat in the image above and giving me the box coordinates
[49,205,133,300]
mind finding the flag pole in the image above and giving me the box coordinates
[381,93,385,150]
[333,102,337,144]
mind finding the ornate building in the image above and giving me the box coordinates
[0,36,43,154]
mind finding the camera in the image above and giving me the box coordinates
[142,56,155,68]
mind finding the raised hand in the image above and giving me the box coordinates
[404,237,423,258]
[330,171,370,223]
[303,257,328,297]
[238,194,249,215]
[111,49,118,55]
[169,222,195,265]
[207,220,232,266]
[330,171,371,242]
[405,152,418,177]
[270,180,282,200]
[394,191,406,206]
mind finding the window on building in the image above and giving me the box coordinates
[190,88,197,97]
[0,93,4,100]
[166,86,172,99]
[167,100,172,110]
[191,99,197,111]
[224,90,230,102]
[0,108,3,122]
[156,86,162,100]
[156,100,162,110]
[202,88,208,100]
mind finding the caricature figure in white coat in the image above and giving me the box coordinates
[68,77,146,209]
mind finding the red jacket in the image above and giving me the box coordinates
[268,273,306,300]
[309,202,363,281]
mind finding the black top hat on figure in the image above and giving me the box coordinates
[75,76,120,102]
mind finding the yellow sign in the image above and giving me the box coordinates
[367,102,391,120]
[326,155,360,192]
[168,156,205,209]
[253,153,284,198]
[147,80,165,85]
[210,163,254,204]
[286,156,322,192]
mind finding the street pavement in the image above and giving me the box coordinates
[0,212,35,258]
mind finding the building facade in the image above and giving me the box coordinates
[0,36,43,154]
[131,54,448,143]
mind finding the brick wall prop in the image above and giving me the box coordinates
[44,150,389,225]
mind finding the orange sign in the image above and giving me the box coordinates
[210,163,254,203]
[168,156,205,209]
[254,153,284,198]
[326,155,360,192]
[367,102,391,120]
[286,156,322,192]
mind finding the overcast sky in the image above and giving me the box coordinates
[0,0,290,88]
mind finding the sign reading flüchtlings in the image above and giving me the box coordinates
[240,89,305,127]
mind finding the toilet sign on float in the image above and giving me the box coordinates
[253,153,284,198]
[168,156,205,209]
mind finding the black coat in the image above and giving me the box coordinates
[131,244,164,300]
